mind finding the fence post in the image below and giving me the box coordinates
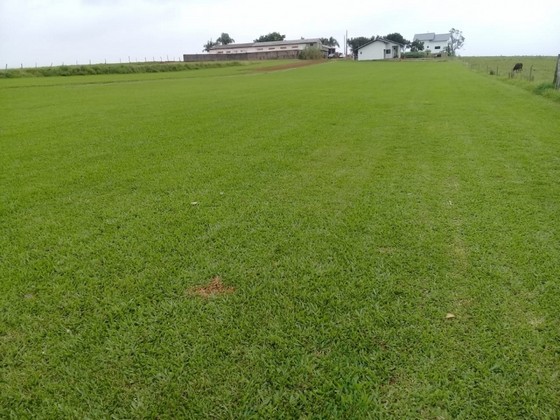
[554,54,560,89]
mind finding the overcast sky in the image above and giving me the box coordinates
[1,0,559,68]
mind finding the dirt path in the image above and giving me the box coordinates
[252,60,325,72]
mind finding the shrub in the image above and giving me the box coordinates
[403,51,427,59]
[298,47,324,60]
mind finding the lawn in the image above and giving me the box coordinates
[1,60,560,417]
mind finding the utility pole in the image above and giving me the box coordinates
[344,30,348,57]
[554,54,560,90]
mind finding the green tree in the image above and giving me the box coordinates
[254,32,286,42]
[410,39,424,52]
[320,37,340,47]
[216,33,235,45]
[298,47,324,60]
[385,33,410,49]
[203,39,218,52]
[446,28,465,56]
[346,36,374,59]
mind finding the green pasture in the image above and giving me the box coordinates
[461,56,556,82]
[1,60,560,417]
[461,56,560,102]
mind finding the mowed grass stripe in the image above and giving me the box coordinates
[1,61,559,417]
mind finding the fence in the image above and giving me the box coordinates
[461,57,560,85]
[554,55,560,89]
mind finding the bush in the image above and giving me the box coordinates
[298,47,324,60]
[403,51,427,59]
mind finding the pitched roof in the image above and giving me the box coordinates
[357,37,404,50]
[210,38,323,51]
[413,33,450,42]
[433,33,451,42]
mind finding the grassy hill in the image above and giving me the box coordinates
[1,60,559,417]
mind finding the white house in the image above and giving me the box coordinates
[208,39,328,55]
[356,38,403,61]
[413,33,450,55]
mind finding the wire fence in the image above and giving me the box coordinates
[461,57,558,85]
[2,56,184,70]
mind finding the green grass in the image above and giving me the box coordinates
[0,61,247,78]
[1,60,560,417]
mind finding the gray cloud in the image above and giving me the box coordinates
[1,0,559,68]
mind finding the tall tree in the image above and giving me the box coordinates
[410,39,424,52]
[320,37,340,47]
[203,39,218,52]
[254,32,286,42]
[346,36,374,59]
[385,33,410,48]
[446,28,465,56]
[216,33,235,45]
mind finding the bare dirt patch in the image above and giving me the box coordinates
[189,276,235,298]
[253,60,324,73]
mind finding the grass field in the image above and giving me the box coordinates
[1,60,560,417]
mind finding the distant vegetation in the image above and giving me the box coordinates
[298,47,325,60]
[0,61,244,78]
[203,32,235,52]
[254,32,286,43]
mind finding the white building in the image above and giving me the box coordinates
[356,38,403,61]
[413,33,450,55]
[209,39,328,55]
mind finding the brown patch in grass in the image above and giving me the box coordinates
[189,276,234,298]
[253,60,324,73]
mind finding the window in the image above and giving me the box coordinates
[280,47,287,49]
[268,47,275,50]
[385,49,391,54]
[435,46,441,50]
[257,48,264,51]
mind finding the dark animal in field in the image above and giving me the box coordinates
[513,63,523,72]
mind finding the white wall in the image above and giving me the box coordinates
[423,40,448,53]
[358,42,400,61]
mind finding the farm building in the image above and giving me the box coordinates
[356,38,403,61]
[184,39,329,62]
[209,39,327,55]
[413,33,450,55]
